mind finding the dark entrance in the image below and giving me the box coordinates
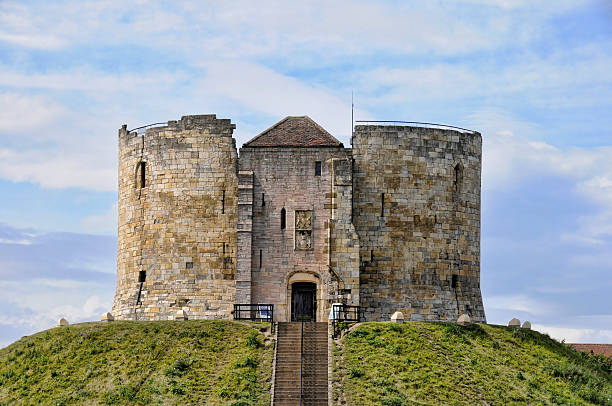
[291,282,317,321]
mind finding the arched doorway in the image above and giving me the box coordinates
[291,282,317,321]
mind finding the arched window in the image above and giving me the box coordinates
[280,208,286,230]
[453,163,463,192]
[135,162,146,188]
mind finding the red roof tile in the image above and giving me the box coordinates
[243,116,343,148]
[570,343,612,358]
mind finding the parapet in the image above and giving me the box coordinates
[119,114,236,140]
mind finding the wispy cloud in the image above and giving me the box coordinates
[0,223,115,347]
[533,324,612,344]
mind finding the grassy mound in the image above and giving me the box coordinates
[332,322,612,405]
[0,320,273,406]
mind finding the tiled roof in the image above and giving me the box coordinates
[243,116,343,148]
[570,344,612,358]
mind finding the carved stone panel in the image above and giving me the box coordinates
[295,210,312,249]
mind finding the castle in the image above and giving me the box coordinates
[112,114,486,323]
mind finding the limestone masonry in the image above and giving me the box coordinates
[113,114,486,323]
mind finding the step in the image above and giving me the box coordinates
[273,323,328,406]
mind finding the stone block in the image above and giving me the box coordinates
[457,313,471,325]
[101,312,114,322]
[390,311,404,323]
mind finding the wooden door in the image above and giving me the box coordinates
[291,282,316,321]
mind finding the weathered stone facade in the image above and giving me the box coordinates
[353,125,485,322]
[113,115,486,323]
[114,115,238,320]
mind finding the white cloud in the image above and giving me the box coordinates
[0,238,32,245]
[1,0,595,60]
[0,148,116,191]
[484,294,557,316]
[0,278,112,331]
[533,323,612,344]
[470,109,612,242]
[198,60,365,145]
[0,92,65,132]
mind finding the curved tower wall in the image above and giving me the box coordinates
[353,125,486,322]
[113,115,238,320]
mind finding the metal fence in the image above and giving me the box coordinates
[233,304,274,331]
[331,304,362,338]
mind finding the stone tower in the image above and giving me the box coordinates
[353,125,485,322]
[113,115,238,320]
[113,114,485,323]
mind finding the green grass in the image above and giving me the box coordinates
[0,320,273,406]
[332,322,612,406]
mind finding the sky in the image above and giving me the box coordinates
[0,0,611,348]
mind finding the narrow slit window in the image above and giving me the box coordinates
[370,250,374,262]
[259,249,263,269]
[451,274,458,289]
[453,163,463,192]
[262,193,265,207]
[136,162,146,188]
[315,161,322,176]
[138,270,146,283]
[280,208,286,230]
[222,242,226,255]
[221,190,225,214]
[381,193,385,217]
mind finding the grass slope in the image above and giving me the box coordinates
[332,322,612,406]
[0,320,273,406]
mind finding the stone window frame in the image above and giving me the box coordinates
[294,209,313,250]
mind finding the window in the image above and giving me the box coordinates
[315,161,322,176]
[295,210,313,249]
[135,162,146,188]
[381,193,385,217]
[453,163,463,192]
[259,249,263,269]
[451,274,458,289]
[138,270,146,283]
[280,208,286,230]
[221,190,225,214]
[186,261,194,269]
[262,193,265,207]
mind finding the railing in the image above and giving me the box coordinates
[233,304,274,332]
[355,120,478,134]
[128,122,167,135]
[299,320,304,406]
[331,304,362,338]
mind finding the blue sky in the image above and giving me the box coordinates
[0,0,611,347]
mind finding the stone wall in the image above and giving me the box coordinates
[238,147,351,322]
[329,157,360,306]
[113,115,238,320]
[353,125,486,322]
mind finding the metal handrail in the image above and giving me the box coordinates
[128,122,167,134]
[355,120,478,134]
[299,320,304,406]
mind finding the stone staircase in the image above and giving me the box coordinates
[273,322,328,405]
